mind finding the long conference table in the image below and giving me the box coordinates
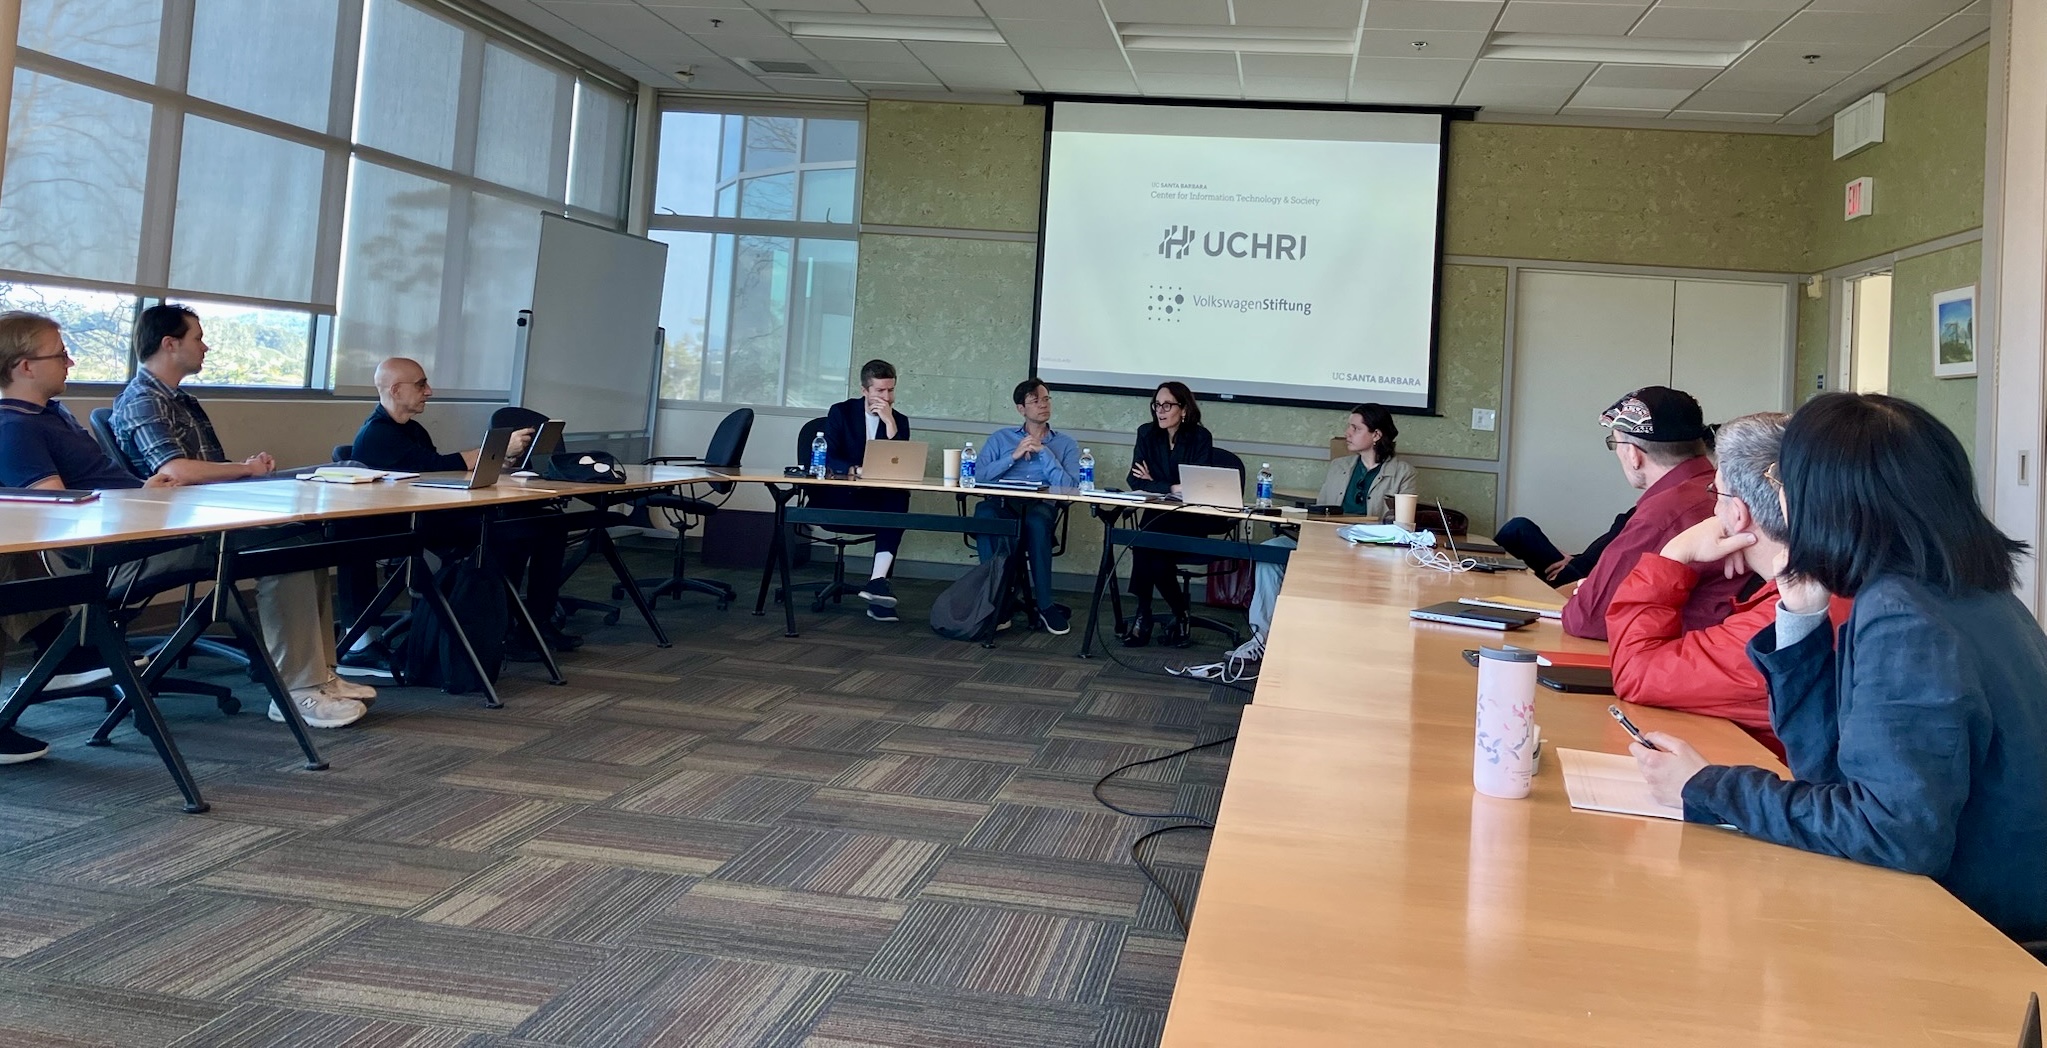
[6,467,2044,1041]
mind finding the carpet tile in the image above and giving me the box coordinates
[631,881,907,969]
[0,561,1246,1048]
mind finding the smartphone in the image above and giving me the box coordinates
[1539,665,1615,694]
[1607,704,1660,751]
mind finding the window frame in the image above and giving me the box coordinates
[2,0,636,398]
[649,98,865,412]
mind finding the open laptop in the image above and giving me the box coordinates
[1176,463,1245,510]
[515,419,565,472]
[861,440,928,482]
[413,426,512,490]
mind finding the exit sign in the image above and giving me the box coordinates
[1845,176,1875,220]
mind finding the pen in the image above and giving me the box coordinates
[1608,704,1662,751]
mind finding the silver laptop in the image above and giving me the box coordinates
[414,426,512,490]
[1176,463,1245,509]
[861,440,929,482]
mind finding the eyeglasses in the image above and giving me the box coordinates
[1151,400,1180,411]
[23,350,74,365]
[1604,434,1620,451]
[1764,462,1781,487]
[1706,483,1739,501]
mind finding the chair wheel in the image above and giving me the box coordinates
[610,585,626,599]
[219,698,242,716]
[602,610,621,626]
[716,600,731,611]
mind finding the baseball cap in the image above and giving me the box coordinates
[1600,386,1707,443]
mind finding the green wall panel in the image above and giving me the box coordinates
[1889,242,1979,455]
[1444,122,1811,273]
[1807,49,1988,272]
[851,233,1038,422]
[861,101,1044,232]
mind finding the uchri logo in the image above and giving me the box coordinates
[1157,225,1195,259]
[1147,286,1185,322]
[1155,225,1309,262]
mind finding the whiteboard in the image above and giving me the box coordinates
[514,213,668,437]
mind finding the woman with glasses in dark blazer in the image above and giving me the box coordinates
[1121,381,1223,648]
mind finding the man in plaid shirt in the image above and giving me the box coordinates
[109,304,374,728]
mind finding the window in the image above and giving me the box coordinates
[652,109,861,409]
[1,0,635,393]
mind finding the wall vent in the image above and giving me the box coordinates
[1833,91,1885,159]
[741,59,826,76]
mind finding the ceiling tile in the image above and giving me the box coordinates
[1241,75,1353,100]
[1911,10,1991,47]
[1356,27,1489,58]
[1562,103,1676,115]
[1127,49,1242,74]
[1781,90,1858,123]
[1857,43,1953,81]
[1637,0,1804,10]
[1738,39,1886,71]
[1458,77,1581,106]
[643,5,783,35]
[1105,0,1234,24]
[1708,62,1852,91]
[1628,6,1789,40]
[1136,72,1247,95]
[757,75,867,95]
[1678,86,1815,111]
[638,0,764,9]
[994,17,1122,47]
[1801,0,1964,11]
[1362,0,1504,31]
[1570,84,1695,107]
[827,59,942,81]
[685,32,816,62]
[1664,109,1786,121]
[794,38,920,62]
[1767,9,1948,45]
[1584,62,1718,88]
[1462,56,1596,87]
[1350,55,1474,81]
[1349,78,1464,103]
[1230,0,1369,28]
[904,39,1034,71]
[1496,2,1649,35]
[1032,69,1142,93]
[1238,53,1354,77]
[856,0,989,14]
[675,63,769,92]
[976,0,1103,14]
[1015,45,1137,72]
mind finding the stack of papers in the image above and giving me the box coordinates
[1557,748,1683,821]
[1461,595,1565,619]
[297,467,420,484]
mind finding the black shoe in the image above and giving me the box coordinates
[1035,605,1071,636]
[866,604,900,623]
[0,727,50,765]
[539,625,583,653]
[1120,613,1154,648]
[503,635,546,663]
[1165,615,1193,648]
[857,578,898,608]
[338,647,388,671]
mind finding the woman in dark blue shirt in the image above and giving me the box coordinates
[1122,381,1219,648]
[1635,393,2047,945]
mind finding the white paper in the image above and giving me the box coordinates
[1557,748,1683,821]
[297,467,420,484]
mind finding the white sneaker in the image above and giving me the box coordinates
[321,673,378,705]
[269,685,367,729]
[1225,631,1266,662]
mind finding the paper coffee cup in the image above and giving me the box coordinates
[1394,492,1419,530]
[1474,646,1539,799]
[943,448,962,484]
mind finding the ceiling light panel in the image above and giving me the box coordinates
[1482,32,1749,65]
[1629,7,1794,42]
[773,10,1006,43]
[1356,27,1490,58]
[1105,0,1234,24]
[1231,0,1371,29]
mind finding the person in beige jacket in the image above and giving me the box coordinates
[1234,404,1419,662]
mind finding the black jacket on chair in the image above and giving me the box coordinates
[824,397,911,474]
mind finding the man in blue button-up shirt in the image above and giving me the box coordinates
[974,377,1080,634]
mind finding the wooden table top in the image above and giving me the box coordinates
[0,494,297,555]
[1163,524,2047,1046]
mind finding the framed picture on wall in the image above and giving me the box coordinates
[1933,285,1977,379]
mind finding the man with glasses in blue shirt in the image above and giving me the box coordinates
[973,377,1081,634]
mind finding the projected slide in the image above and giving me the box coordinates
[1035,102,1445,410]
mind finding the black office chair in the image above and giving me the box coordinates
[86,408,140,479]
[333,444,354,462]
[624,407,752,610]
[1169,446,1248,648]
[780,416,876,612]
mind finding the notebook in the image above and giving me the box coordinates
[1558,749,1682,821]
[298,467,420,484]
[1410,601,1538,631]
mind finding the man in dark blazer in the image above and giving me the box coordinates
[815,359,912,621]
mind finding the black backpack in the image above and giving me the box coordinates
[929,551,1012,642]
[400,551,508,695]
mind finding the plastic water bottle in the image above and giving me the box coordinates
[960,442,977,488]
[810,431,828,479]
[1078,448,1095,492]
[1256,462,1274,508]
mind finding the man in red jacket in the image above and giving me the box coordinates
[1605,411,1852,758]
[1557,386,1746,640]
